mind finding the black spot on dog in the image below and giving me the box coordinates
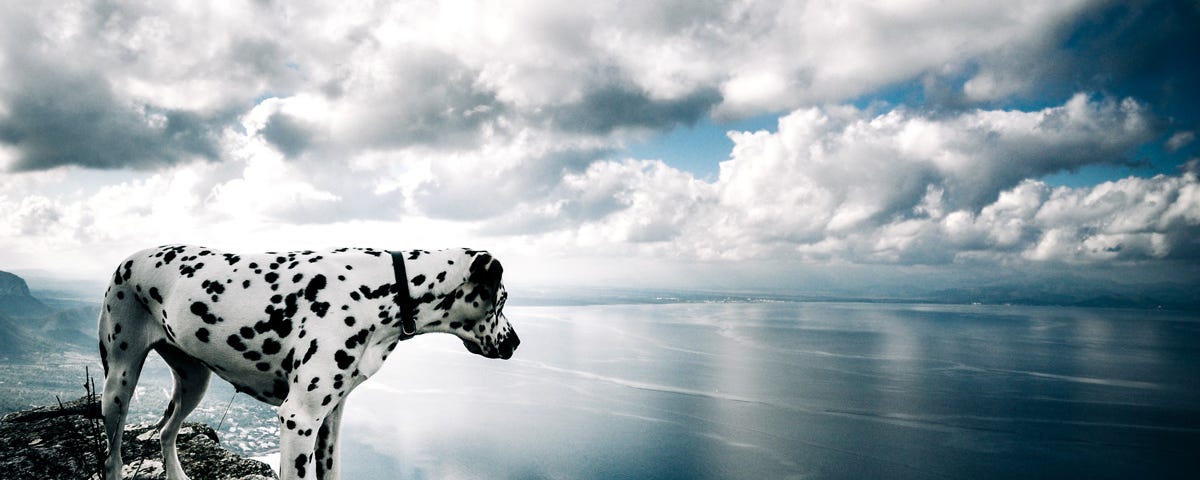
[302,339,319,364]
[295,453,308,478]
[257,296,295,338]
[265,272,279,283]
[244,351,262,361]
[227,334,248,352]
[281,348,295,373]
[240,326,256,339]
[434,292,457,311]
[202,279,225,295]
[262,338,282,355]
[344,316,355,326]
[119,341,128,351]
[256,362,271,371]
[311,302,330,318]
[468,252,503,291]
[243,279,251,289]
[293,273,304,283]
[284,293,299,317]
[334,350,355,370]
[178,262,204,278]
[304,275,326,301]
[410,274,426,286]
[195,328,210,342]
[345,329,369,349]
[358,283,392,300]
[98,343,109,374]
[190,302,220,324]
[116,291,125,300]
[148,287,163,303]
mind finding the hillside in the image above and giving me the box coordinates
[0,271,52,318]
[0,310,44,360]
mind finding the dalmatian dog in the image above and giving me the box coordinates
[98,245,518,480]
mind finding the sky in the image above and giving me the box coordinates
[0,0,1198,300]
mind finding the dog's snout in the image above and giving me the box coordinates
[498,332,520,359]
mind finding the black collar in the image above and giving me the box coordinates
[389,251,415,329]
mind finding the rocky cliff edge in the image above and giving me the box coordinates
[0,395,277,480]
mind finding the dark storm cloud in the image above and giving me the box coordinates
[0,61,224,171]
[261,112,315,158]
[940,0,1200,119]
[549,85,723,134]
[1058,0,1200,113]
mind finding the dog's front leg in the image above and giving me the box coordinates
[277,396,331,479]
[314,402,344,480]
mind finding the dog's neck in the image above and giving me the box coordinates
[384,248,483,336]
[388,250,417,332]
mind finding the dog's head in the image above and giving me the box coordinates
[435,250,519,359]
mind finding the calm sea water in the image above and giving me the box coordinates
[325,302,1198,479]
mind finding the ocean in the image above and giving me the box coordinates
[316,301,1200,479]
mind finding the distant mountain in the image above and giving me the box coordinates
[0,271,52,318]
[36,306,98,349]
[0,270,93,358]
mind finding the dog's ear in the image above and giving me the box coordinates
[467,252,504,301]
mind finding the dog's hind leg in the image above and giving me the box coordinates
[154,343,212,480]
[99,304,154,480]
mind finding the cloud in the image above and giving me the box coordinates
[1054,1,1200,109]
[1166,131,1195,153]
[0,56,225,171]
[411,132,614,221]
[260,113,315,158]
[451,94,1187,267]
[1,0,1197,296]
[4,0,1154,173]
[712,94,1154,245]
[0,93,1196,288]
[548,86,722,135]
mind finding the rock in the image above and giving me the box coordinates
[0,395,277,479]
